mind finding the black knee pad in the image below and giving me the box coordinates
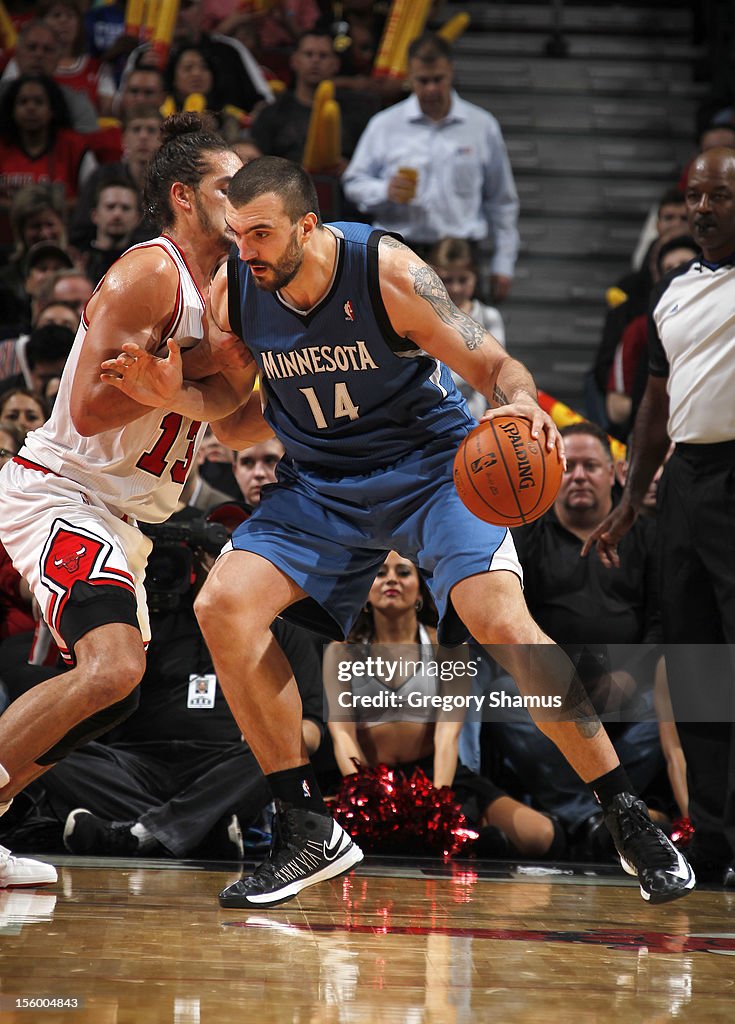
[36,687,141,765]
[59,581,140,664]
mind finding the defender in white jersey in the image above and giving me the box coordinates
[0,113,252,888]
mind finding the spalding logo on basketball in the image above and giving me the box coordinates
[453,417,564,526]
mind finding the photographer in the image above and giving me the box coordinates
[15,505,324,860]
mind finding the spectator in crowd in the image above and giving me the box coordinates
[0,242,78,384]
[481,422,666,858]
[629,185,689,276]
[0,20,99,133]
[0,324,75,399]
[316,0,394,97]
[324,551,564,859]
[585,147,735,888]
[232,436,285,507]
[591,187,688,415]
[187,424,239,499]
[38,0,116,116]
[0,184,68,320]
[77,178,143,284]
[605,235,699,437]
[178,441,238,514]
[165,45,217,113]
[0,74,98,211]
[121,0,274,117]
[32,267,94,324]
[251,29,376,169]
[33,300,78,334]
[0,386,48,440]
[0,238,75,345]
[342,32,520,303]
[255,0,321,52]
[70,105,162,249]
[22,241,76,321]
[428,237,505,420]
[112,65,167,121]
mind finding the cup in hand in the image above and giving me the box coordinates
[395,166,418,203]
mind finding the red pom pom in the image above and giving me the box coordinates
[670,816,694,849]
[332,764,478,859]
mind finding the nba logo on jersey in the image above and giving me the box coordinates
[301,779,311,798]
[343,300,355,321]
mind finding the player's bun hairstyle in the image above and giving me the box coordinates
[227,155,321,226]
[144,112,233,229]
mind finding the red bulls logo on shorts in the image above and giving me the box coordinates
[44,530,102,584]
[39,521,135,641]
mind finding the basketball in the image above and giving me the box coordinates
[453,417,564,526]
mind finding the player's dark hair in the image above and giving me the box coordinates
[143,112,232,229]
[227,156,321,226]
[560,421,612,461]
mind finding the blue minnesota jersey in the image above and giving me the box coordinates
[227,221,474,471]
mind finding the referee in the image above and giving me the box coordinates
[584,145,735,886]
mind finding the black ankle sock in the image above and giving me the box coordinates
[589,765,634,812]
[267,764,326,813]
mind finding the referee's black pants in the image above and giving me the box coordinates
[657,441,735,862]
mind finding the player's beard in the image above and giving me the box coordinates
[195,193,230,252]
[250,228,304,293]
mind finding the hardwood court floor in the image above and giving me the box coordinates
[1,855,734,1023]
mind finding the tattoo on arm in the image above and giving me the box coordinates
[408,264,485,351]
[381,235,409,251]
[559,675,602,740]
[492,383,509,406]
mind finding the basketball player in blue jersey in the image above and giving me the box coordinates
[102,156,695,907]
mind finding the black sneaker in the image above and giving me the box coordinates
[604,793,696,904]
[63,809,139,856]
[219,806,363,909]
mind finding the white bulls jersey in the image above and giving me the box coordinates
[22,235,208,523]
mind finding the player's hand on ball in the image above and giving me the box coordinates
[481,394,565,466]
[100,339,184,407]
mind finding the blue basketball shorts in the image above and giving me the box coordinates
[228,434,522,644]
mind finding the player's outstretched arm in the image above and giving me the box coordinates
[377,236,562,459]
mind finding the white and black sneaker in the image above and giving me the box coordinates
[218,806,363,909]
[604,793,696,904]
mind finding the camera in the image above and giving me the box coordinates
[140,518,230,612]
